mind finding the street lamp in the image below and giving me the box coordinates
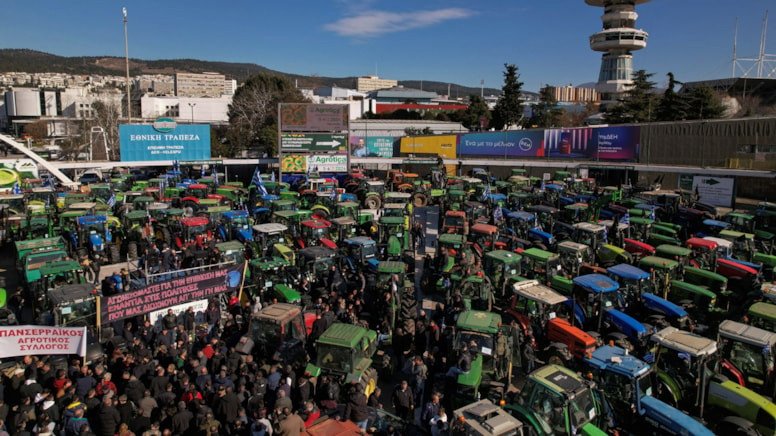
[123,7,131,124]
[188,102,196,124]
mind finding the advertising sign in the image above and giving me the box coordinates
[399,135,457,158]
[307,155,348,173]
[679,175,736,208]
[279,104,349,132]
[100,264,244,323]
[149,299,209,331]
[119,123,211,161]
[350,136,395,158]
[458,131,545,157]
[0,326,86,358]
[281,155,307,173]
[280,134,348,153]
[593,126,640,161]
[544,128,594,158]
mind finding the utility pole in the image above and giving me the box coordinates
[123,7,131,124]
[480,79,484,98]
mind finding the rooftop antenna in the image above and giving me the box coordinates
[732,11,776,78]
[732,17,738,78]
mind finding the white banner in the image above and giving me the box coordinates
[690,175,735,208]
[0,326,87,359]
[307,154,348,173]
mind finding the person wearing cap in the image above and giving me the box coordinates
[214,385,240,426]
[342,384,368,431]
[117,394,133,427]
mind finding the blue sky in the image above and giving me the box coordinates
[1,0,773,92]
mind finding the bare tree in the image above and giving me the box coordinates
[228,84,274,151]
[91,99,123,160]
[23,120,49,142]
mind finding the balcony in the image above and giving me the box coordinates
[590,28,648,51]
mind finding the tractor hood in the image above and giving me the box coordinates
[642,293,687,320]
[237,226,253,242]
[606,309,648,342]
[528,228,555,245]
[89,233,104,249]
[640,395,715,436]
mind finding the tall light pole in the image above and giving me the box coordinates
[188,102,196,124]
[123,7,131,124]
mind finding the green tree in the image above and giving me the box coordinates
[684,85,725,120]
[404,127,433,136]
[655,72,687,121]
[492,64,524,130]
[462,95,491,130]
[530,86,563,127]
[604,70,659,124]
[227,73,307,156]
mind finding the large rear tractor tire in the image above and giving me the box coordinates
[413,193,428,208]
[360,367,379,398]
[109,244,121,264]
[364,194,382,210]
[127,242,138,261]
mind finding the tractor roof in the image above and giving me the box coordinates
[222,210,249,219]
[585,345,650,379]
[521,248,558,262]
[607,263,650,281]
[651,326,718,357]
[40,260,82,276]
[317,322,371,348]
[181,216,209,226]
[438,233,466,245]
[531,364,587,394]
[574,222,605,232]
[76,215,107,225]
[655,244,691,257]
[572,274,619,293]
[377,261,405,274]
[344,236,375,246]
[301,219,331,229]
[470,222,498,234]
[718,320,776,348]
[125,211,148,220]
[749,302,776,321]
[512,280,567,305]
[453,399,524,436]
[686,237,719,250]
[216,241,244,253]
[249,256,289,270]
[638,256,679,269]
[253,223,288,234]
[298,246,336,259]
[483,250,521,263]
[456,310,501,334]
[47,283,97,306]
[256,302,301,322]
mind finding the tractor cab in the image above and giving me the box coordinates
[584,345,715,436]
[482,250,522,300]
[178,216,210,247]
[246,303,311,367]
[717,320,776,399]
[557,241,594,277]
[329,216,357,243]
[220,210,253,242]
[451,311,516,406]
[638,256,680,298]
[469,222,503,256]
[628,216,654,241]
[40,260,86,295]
[506,211,537,240]
[451,399,526,436]
[747,302,776,334]
[443,210,469,235]
[507,280,569,341]
[299,219,334,248]
[464,201,489,224]
[297,246,337,287]
[608,263,690,330]
[655,244,694,271]
[252,223,291,259]
[341,236,379,273]
[215,241,245,264]
[272,210,312,238]
[506,365,607,436]
[572,222,607,252]
[520,248,561,285]
[686,237,719,269]
[75,215,120,263]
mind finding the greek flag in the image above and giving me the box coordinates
[648,209,656,220]
[11,181,21,195]
[213,170,219,187]
[602,226,608,244]
[620,212,630,225]
[540,181,546,191]
[159,177,166,197]
[493,206,503,221]
[201,165,205,178]
[270,171,276,183]
[330,188,337,201]
[107,192,116,207]
[253,168,268,196]
[481,184,491,203]
[173,160,180,173]
[305,164,311,183]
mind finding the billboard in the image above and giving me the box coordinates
[349,136,395,158]
[280,134,348,153]
[119,121,210,161]
[593,126,640,161]
[281,155,307,173]
[279,104,349,132]
[544,128,595,158]
[457,131,545,157]
[307,155,348,173]
[399,135,457,158]
[679,175,736,208]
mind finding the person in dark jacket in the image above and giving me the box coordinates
[343,384,369,431]
[391,380,415,422]
[445,342,472,378]
[95,396,121,436]
[214,386,240,425]
[171,401,193,435]
[128,408,151,435]
[183,307,196,338]
[162,309,178,331]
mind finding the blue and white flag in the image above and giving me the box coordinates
[270,171,276,183]
[213,170,219,187]
[251,167,262,187]
[11,181,21,195]
[107,192,116,207]
[602,227,608,244]
[330,188,337,201]
[493,206,503,221]
[481,184,491,203]
[620,212,630,225]
[173,160,180,173]
[158,178,166,198]
[540,181,546,191]
[305,164,311,183]
[648,209,656,221]
[201,165,206,178]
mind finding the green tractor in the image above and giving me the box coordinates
[373,261,417,337]
[448,311,518,407]
[650,326,776,435]
[378,214,410,258]
[305,322,380,399]
[505,364,609,436]
[717,319,776,400]
[481,250,522,302]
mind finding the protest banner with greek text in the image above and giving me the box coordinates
[0,326,87,358]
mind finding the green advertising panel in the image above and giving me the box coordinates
[349,136,395,158]
[280,134,348,153]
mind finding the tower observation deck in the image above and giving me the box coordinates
[586,0,650,107]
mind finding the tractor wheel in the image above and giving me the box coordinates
[312,208,329,220]
[413,193,428,208]
[109,244,121,264]
[183,200,199,213]
[364,194,382,210]
[360,367,379,398]
[547,353,566,367]
[127,242,138,261]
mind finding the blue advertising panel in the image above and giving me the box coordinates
[119,123,211,161]
[544,128,595,158]
[457,130,545,157]
[592,125,640,161]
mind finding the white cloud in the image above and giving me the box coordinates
[324,8,474,38]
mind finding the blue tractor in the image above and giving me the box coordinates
[75,215,120,264]
[220,210,253,243]
[341,236,380,274]
[584,345,715,436]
